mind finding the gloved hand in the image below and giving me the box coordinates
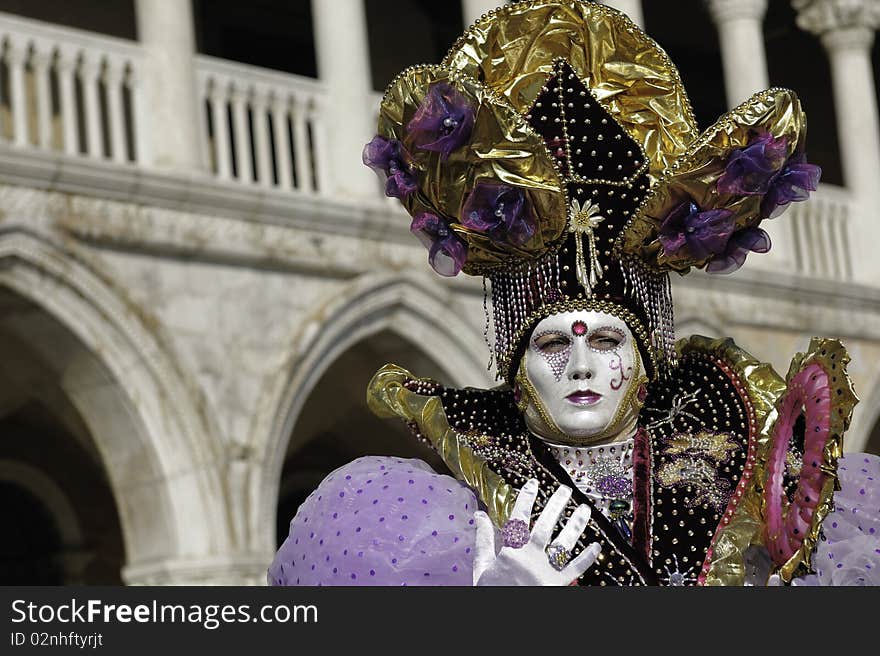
[472,478,602,586]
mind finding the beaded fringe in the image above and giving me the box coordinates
[483,249,676,380]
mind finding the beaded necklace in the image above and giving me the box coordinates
[548,438,635,539]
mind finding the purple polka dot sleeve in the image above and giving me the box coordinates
[792,452,880,586]
[268,456,478,586]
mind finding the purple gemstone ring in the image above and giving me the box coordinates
[501,518,530,549]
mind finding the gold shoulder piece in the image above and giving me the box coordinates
[367,363,517,526]
[677,335,787,586]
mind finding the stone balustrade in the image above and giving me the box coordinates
[0,11,144,164]
[786,183,852,280]
[195,55,328,195]
[0,8,862,285]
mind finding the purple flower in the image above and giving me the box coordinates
[410,212,467,276]
[362,135,417,198]
[460,182,536,247]
[658,200,736,261]
[406,82,475,161]
[759,153,821,218]
[705,227,770,274]
[717,132,821,218]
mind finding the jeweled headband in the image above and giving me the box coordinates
[363,0,820,383]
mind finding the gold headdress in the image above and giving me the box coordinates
[363,0,820,382]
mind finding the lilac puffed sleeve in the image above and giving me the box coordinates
[268,456,479,586]
[791,452,880,586]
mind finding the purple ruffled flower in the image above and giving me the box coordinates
[407,82,475,160]
[705,227,770,274]
[410,212,468,276]
[461,182,536,247]
[759,153,822,218]
[658,200,736,261]
[362,135,417,198]
[717,132,821,218]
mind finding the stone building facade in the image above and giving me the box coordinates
[0,0,879,585]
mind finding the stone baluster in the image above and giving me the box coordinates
[79,53,104,158]
[252,88,272,187]
[794,0,880,285]
[208,79,232,181]
[270,94,293,190]
[6,39,29,147]
[127,68,149,165]
[56,48,79,155]
[291,94,311,193]
[307,97,331,195]
[230,84,253,183]
[104,62,128,163]
[31,47,53,150]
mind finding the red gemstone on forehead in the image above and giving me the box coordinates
[572,321,588,336]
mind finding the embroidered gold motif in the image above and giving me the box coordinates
[663,430,740,463]
[655,457,730,511]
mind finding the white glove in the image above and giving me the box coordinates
[472,478,602,586]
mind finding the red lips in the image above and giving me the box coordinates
[565,390,602,405]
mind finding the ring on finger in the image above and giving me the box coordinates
[546,542,571,571]
[501,518,530,549]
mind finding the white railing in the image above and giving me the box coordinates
[195,55,328,194]
[0,12,144,163]
[787,183,852,281]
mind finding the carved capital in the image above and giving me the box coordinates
[706,0,768,24]
[794,0,880,37]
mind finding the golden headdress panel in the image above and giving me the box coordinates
[622,88,809,273]
[376,65,567,273]
[441,0,699,178]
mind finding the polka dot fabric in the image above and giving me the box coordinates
[791,453,880,586]
[268,456,478,586]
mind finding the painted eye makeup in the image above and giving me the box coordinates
[533,332,571,353]
[587,327,625,351]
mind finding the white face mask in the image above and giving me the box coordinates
[516,309,646,446]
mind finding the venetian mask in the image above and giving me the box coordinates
[515,309,648,446]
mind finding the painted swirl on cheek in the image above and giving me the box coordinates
[608,352,632,391]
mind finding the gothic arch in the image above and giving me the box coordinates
[251,271,491,551]
[0,231,230,582]
[0,459,83,548]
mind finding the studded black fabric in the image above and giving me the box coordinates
[400,340,759,586]
[499,59,661,379]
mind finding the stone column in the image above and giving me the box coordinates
[310,0,377,199]
[706,0,769,108]
[795,0,880,285]
[602,0,644,29]
[135,0,204,172]
[462,0,503,26]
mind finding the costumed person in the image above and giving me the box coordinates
[269,0,879,586]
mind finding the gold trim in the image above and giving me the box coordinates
[366,364,517,526]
